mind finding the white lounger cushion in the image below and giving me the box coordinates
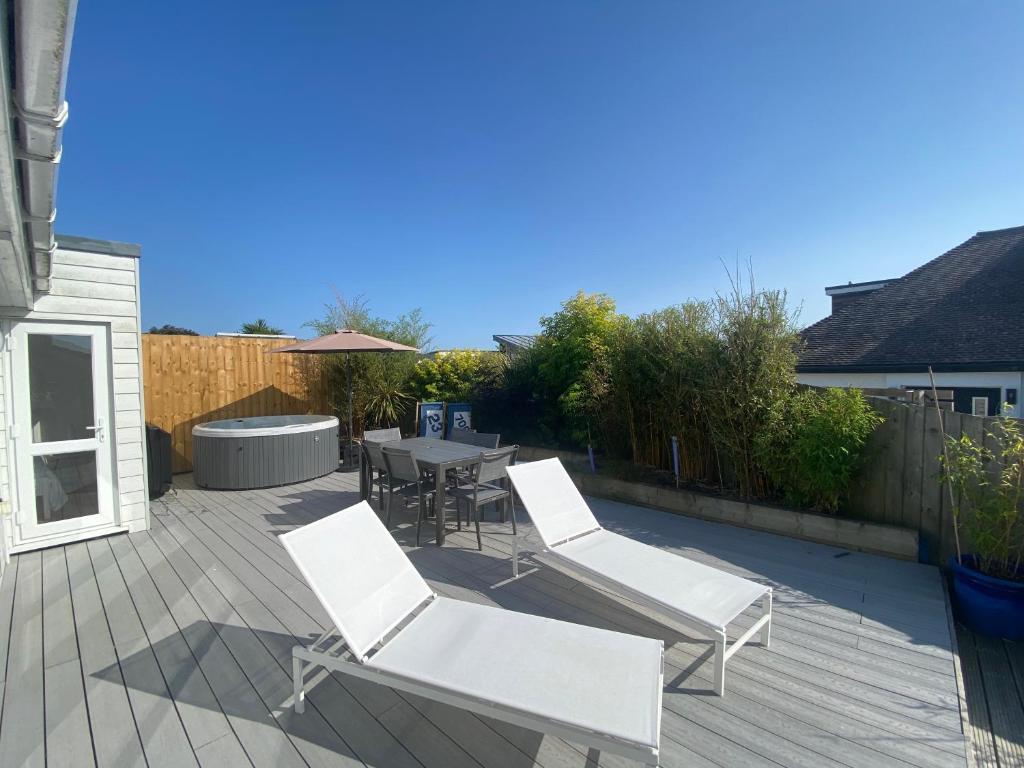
[508,456,601,544]
[556,529,768,633]
[369,596,663,752]
[280,500,433,659]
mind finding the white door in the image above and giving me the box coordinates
[10,321,116,545]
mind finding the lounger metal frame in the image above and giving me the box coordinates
[291,594,663,767]
[510,503,770,697]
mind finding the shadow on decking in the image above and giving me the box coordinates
[92,621,556,768]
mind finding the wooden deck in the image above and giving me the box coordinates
[0,470,973,768]
[956,623,1024,768]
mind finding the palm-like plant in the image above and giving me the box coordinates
[240,318,284,335]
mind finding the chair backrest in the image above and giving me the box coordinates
[363,440,387,472]
[470,431,501,449]
[506,458,601,546]
[475,445,518,485]
[449,427,476,444]
[450,429,501,449]
[382,446,420,483]
[364,427,401,443]
[279,501,433,660]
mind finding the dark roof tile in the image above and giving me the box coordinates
[798,225,1024,371]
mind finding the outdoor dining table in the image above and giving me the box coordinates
[361,436,485,545]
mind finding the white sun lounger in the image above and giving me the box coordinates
[280,500,664,766]
[506,458,771,696]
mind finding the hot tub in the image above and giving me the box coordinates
[192,415,339,490]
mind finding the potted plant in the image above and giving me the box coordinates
[940,412,1024,639]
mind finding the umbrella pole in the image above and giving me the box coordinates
[347,352,353,466]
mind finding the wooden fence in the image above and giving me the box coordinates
[142,335,330,472]
[847,397,997,565]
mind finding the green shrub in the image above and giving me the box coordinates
[408,349,505,403]
[763,388,884,513]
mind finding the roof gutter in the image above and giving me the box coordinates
[797,361,1024,374]
[11,0,78,293]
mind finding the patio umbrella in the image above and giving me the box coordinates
[273,329,419,464]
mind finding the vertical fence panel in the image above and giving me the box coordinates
[142,335,331,472]
[901,402,926,533]
[848,397,1002,565]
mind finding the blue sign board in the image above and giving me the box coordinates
[446,403,472,437]
[418,402,444,439]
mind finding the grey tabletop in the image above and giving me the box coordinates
[385,437,486,464]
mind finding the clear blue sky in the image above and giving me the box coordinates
[56,1,1024,349]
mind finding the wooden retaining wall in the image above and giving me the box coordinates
[142,335,330,472]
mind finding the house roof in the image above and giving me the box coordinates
[493,334,538,350]
[799,225,1024,373]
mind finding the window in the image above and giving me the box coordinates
[971,397,989,417]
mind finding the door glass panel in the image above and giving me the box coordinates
[33,452,99,523]
[28,334,95,442]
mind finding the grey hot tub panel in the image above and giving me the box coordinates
[192,417,339,489]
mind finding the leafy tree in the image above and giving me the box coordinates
[408,350,506,403]
[147,324,198,335]
[304,293,430,432]
[240,318,284,335]
[532,291,619,446]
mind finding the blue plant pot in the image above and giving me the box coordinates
[949,556,1024,640]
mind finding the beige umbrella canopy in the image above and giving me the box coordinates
[273,330,419,462]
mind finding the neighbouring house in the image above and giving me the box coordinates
[493,334,538,355]
[0,2,148,576]
[798,225,1024,417]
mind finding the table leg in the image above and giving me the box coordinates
[435,462,447,545]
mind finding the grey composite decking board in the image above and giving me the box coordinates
[196,493,623,768]
[264,475,966,757]
[141,517,366,768]
[0,552,45,768]
[42,547,96,768]
[0,470,976,768]
[163,488,624,768]
[0,555,17,689]
[65,541,148,768]
[134,523,420,768]
[105,535,237,756]
[86,536,201,768]
[124,532,277,768]
[232,475,966,768]
[417,530,963,768]
[153,499,488,768]
[184,489,667,768]
[233,477,961,768]
[476,525,968,752]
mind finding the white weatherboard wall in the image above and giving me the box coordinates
[798,371,1024,417]
[0,236,148,566]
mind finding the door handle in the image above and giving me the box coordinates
[85,418,105,443]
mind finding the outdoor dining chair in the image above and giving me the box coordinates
[364,427,402,443]
[381,445,436,542]
[449,428,501,449]
[449,445,518,550]
[281,500,664,767]
[361,440,390,508]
